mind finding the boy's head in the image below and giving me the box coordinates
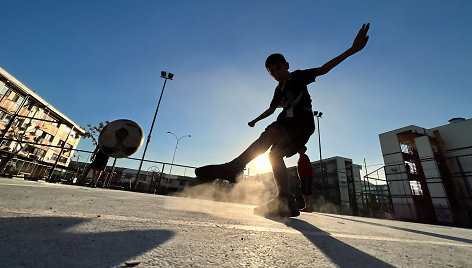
[298,145,307,155]
[265,53,289,82]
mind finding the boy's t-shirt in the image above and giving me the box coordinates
[297,153,313,178]
[269,68,317,122]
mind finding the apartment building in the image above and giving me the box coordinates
[0,67,85,169]
[379,118,472,226]
[247,156,364,215]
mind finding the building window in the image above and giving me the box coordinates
[35,148,47,157]
[0,139,12,147]
[24,145,35,153]
[410,181,423,195]
[12,118,24,128]
[326,164,335,173]
[11,93,23,103]
[17,96,24,105]
[63,127,76,137]
[50,117,59,127]
[23,101,33,111]
[0,86,8,96]
[0,111,11,122]
[35,129,44,137]
[42,133,54,142]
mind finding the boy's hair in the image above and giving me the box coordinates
[299,145,307,153]
[265,53,287,67]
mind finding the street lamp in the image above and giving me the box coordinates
[167,131,191,175]
[135,71,174,189]
[314,111,324,184]
[165,131,191,193]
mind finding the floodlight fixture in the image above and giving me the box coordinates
[314,111,318,116]
[168,73,174,80]
[161,71,167,78]
[318,112,323,117]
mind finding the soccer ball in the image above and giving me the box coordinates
[98,119,144,158]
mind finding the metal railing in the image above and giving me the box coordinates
[0,137,197,193]
[0,111,197,194]
[361,166,394,219]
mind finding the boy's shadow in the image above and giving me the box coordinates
[0,216,174,267]
[282,218,393,268]
[322,214,472,244]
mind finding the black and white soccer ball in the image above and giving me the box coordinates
[98,119,144,158]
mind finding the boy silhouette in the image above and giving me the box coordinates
[196,23,370,217]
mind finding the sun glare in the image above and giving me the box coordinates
[253,154,272,172]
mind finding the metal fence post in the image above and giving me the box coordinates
[46,125,74,182]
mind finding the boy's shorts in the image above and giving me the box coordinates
[267,114,315,158]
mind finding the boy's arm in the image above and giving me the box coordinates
[316,23,370,76]
[248,107,276,127]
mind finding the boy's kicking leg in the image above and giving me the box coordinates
[195,125,286,183]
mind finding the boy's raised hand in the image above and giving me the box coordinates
[351,23,370,53]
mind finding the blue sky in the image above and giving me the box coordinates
[1,1,471,176]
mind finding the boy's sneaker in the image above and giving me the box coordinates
[195,161,243,183]
[300,206,314,213]
[254,194,300,218]
[295,195,306,211]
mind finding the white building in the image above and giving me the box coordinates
[379,118,472,226]
[248,156,364,215]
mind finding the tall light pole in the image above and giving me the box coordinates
[135,71,174,189]
[165,131,190,193]
[314,111,324,185]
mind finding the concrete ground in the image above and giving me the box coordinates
[1,177,471,268]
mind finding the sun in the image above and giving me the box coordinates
[253,154,272,172]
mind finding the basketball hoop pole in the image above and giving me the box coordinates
[135,71,173,190]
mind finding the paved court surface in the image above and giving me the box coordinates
[1,177,471,267]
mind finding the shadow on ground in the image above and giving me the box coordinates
[0,216,174,267]
[285,218,393,268]
[321,214,472,244]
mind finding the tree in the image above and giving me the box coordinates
[82,121,110,146]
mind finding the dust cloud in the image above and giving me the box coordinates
[312,197,341,214]
[174,176,277,206]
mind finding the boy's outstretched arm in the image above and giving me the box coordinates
[248,107,276,127]
[316,23,370,76]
